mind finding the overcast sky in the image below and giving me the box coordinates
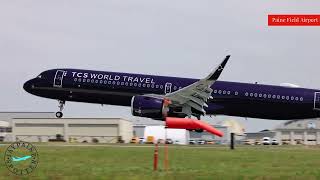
[0,1,320,132]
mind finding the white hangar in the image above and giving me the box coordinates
[11,118,133,143]
[275,119,320,145]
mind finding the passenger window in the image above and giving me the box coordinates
[134,83,137,86]
[272,95,276,99]
[156,85,159,88]
[282,96,285,99]
[121,82,124,85]
[142,84,146,87]
[160,85,163,89]
[300,97,304,101]
[125,82,128,86]
[214,90,217,94]
[254,93,257,97]
[286,96,289,100]
[147,84,150,88]
[227,91,231,95]
[223,90,226,94]
[259,94,262,97]
[268,94,271,98]
[235,92,238,96]
[245,92,248,96]
[263,94,267,98]
[218,90,222,94]
[295,97,299,101]
[250,93,253,97]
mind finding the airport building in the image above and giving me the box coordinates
[11,118,133,143]
[245,119,320,145]
[0,120,10,141]
[0,112,55,125]
[0,112,55,141]
[275,119,320,145]
[0,112,133,143]
[132,118,165,138]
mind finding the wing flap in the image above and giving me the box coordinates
[186,101,205,114]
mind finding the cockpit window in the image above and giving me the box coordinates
[37,75,42,79]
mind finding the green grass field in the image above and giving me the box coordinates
[1,144,320,180]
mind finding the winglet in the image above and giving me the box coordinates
[206,55,230,81]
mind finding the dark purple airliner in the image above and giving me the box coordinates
[23,55,320,121]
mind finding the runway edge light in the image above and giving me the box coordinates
[165,117,224,137]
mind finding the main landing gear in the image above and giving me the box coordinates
[56,100,65,118]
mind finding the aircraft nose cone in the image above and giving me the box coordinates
[23,79,34,93]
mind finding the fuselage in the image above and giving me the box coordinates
[23,69,320,120]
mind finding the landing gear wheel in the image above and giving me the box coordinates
[56,111,63,118]
[56,100,65,118]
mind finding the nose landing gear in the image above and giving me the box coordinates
[56,100,65,118]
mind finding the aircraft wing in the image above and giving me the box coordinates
[165,55,230,115]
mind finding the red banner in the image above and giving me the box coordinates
[268,14,320,26]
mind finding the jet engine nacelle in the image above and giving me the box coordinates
[131,95,169,120]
